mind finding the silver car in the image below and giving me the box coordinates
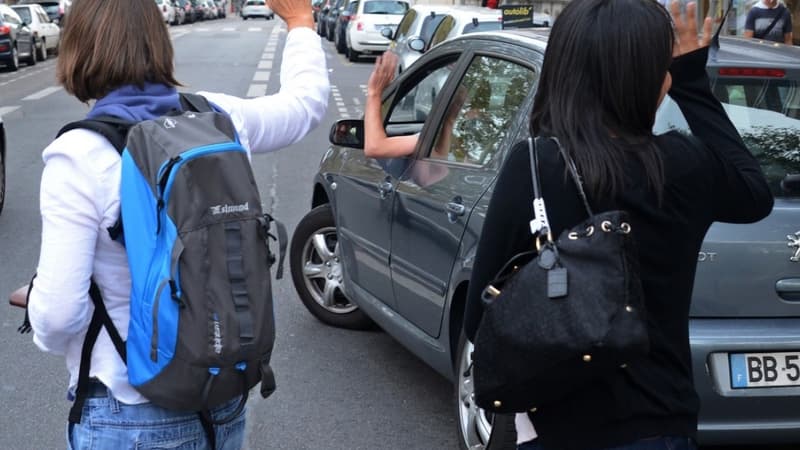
[290,29,800,448]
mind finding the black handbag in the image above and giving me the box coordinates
[472,137,650,414]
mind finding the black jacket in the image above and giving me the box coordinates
[463,47,774,450]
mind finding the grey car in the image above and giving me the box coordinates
[289,30,800,449]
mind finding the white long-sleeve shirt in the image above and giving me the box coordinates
[28,26,329,405]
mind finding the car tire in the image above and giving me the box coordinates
[289,204,374,330]
[335,31,346,54]
[6,44,20,71]
[455,331,517,450]
[37,38,47,61]
[242,15,247,20]
[26,41,37,66]
[0,146,5,216]
[347,46,359,62]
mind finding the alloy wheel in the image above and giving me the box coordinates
[458,340,494,449]
[301,226,357,314]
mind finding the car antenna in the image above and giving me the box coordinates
[472,17,479,27]
[709,0,732,61]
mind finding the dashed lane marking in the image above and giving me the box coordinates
[246,84,267,97]
[257,60,272,69]
[253,71,270,82]
[0,106,21,117]
[22,86,62,101]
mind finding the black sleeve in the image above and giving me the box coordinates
[668,47,774,223]
[464,142,535,341]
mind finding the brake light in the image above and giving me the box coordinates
[0,25,10,34]
[0,43,8,52]
[718,67,786,78]
[357,21,363,31]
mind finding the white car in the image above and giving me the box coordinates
[345,0,409,62]
[155,0,175,24]
[10,4,60,60]
[241,0,274,20]
[384,4,453,72]
[427,6,502,50]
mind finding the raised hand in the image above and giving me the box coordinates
[669,0,713,57]
[267,0,314,30]
[367,52,399,98]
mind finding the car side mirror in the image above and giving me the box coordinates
[330,119,364,149]
[408,38,425,52]
[380,27,393,39]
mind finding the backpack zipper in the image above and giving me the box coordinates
[156,156,182,234]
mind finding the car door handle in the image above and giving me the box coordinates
[378,180,394,199]
[776,278,800,302]
[445,202,466,216]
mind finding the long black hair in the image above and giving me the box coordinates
[530,0,674,200]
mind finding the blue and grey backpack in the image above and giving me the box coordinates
[56,93,286,446]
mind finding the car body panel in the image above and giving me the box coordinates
[346,0,408,54]
[11,4,59,52]
[427,6,502,50]
[388,4,453,72]
[0,4,34,67]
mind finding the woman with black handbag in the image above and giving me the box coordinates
[463,0,774,449]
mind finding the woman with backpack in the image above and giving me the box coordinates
[464,0,773,449]
[25,0,328,448]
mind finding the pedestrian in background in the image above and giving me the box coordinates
[463,0,774,449]
[743,0,793,44]
[26,0,328,448]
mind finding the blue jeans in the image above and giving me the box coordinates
[67,394,246,450]
[518,436,697,450]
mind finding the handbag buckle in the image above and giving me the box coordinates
[534,231,554,252]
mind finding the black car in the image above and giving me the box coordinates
[324,0,346,42]
[333,0,358,54]
[0,4,37,71]
[316,0,332,37]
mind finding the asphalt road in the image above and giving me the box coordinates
[0,16,457,450]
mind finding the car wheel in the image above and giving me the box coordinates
[37,38,47,61]
[335,32,346,54]
[455,332,517,450]
[289,204,374,330]
[326,27,334,42]
[26,41,37,66]
[347,47,359,62]
[6,45,20,71]
[242,15,247,20]
[0,147,5,216]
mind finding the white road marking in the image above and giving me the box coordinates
[246,84,267,97]
[264,46,276,52]
[223,27,235,31]
[257,60,272,69]
[22,86,62,101]
[0,106,21,117]
[253,71,270,82]
[196,27,210,32]
[248,27,262,32]
[262,54,273,60]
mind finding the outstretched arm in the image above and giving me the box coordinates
[364,52,419,158]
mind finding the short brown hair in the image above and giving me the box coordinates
[57,0,181,102]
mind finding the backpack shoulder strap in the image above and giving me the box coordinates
[179,93,214,113]
[57,116,133,155]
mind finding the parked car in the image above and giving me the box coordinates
[11,4,60,60]
[0,4,37,71]
[203,0,218,19]
[332,0,357,55]
[312,0,325,22]
[427,6,501,51]
[189,0,206,21]
[384,4,452,73]
[289,29,800,449]
[315,0,333,37]
[324,0,347,41]
[177,0,197,22]
[170,0,186,25]
[344,0,409,62]
[0,115,5,216]
[214,0,227,18]
[155,0,175,24]
[17,0,66,26]
[241,0,273,20]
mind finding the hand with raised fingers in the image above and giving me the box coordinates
[268,0,314,30]
[367,51,399,98]
[669,1,713,57]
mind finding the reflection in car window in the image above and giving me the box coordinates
[462,21,501,34]
[12,7,32,23]
[363,0,407,14]
[654,76,800,197]
[386,57,458,125]
[429,55,537,166]
[419,14,447,43]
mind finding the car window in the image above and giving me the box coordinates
[386,56,459,127]
[430,15,455,46]
[462,20,501,34]
[394,9,416,41]
[3,9,22,25]
[654,73,800,197]
[363,0,407,14]
[428,55,538,166]
[11,7,32,23]
[419,14,446,42]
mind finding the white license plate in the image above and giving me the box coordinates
[730,352,800,388]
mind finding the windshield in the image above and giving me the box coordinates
[655,75,800,197]
[11,7,31,22]
[363,0,407,14]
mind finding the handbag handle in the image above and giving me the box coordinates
[527,137,594,245]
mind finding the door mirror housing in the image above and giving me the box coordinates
[408,38,425,52]
[330,119,364,149]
